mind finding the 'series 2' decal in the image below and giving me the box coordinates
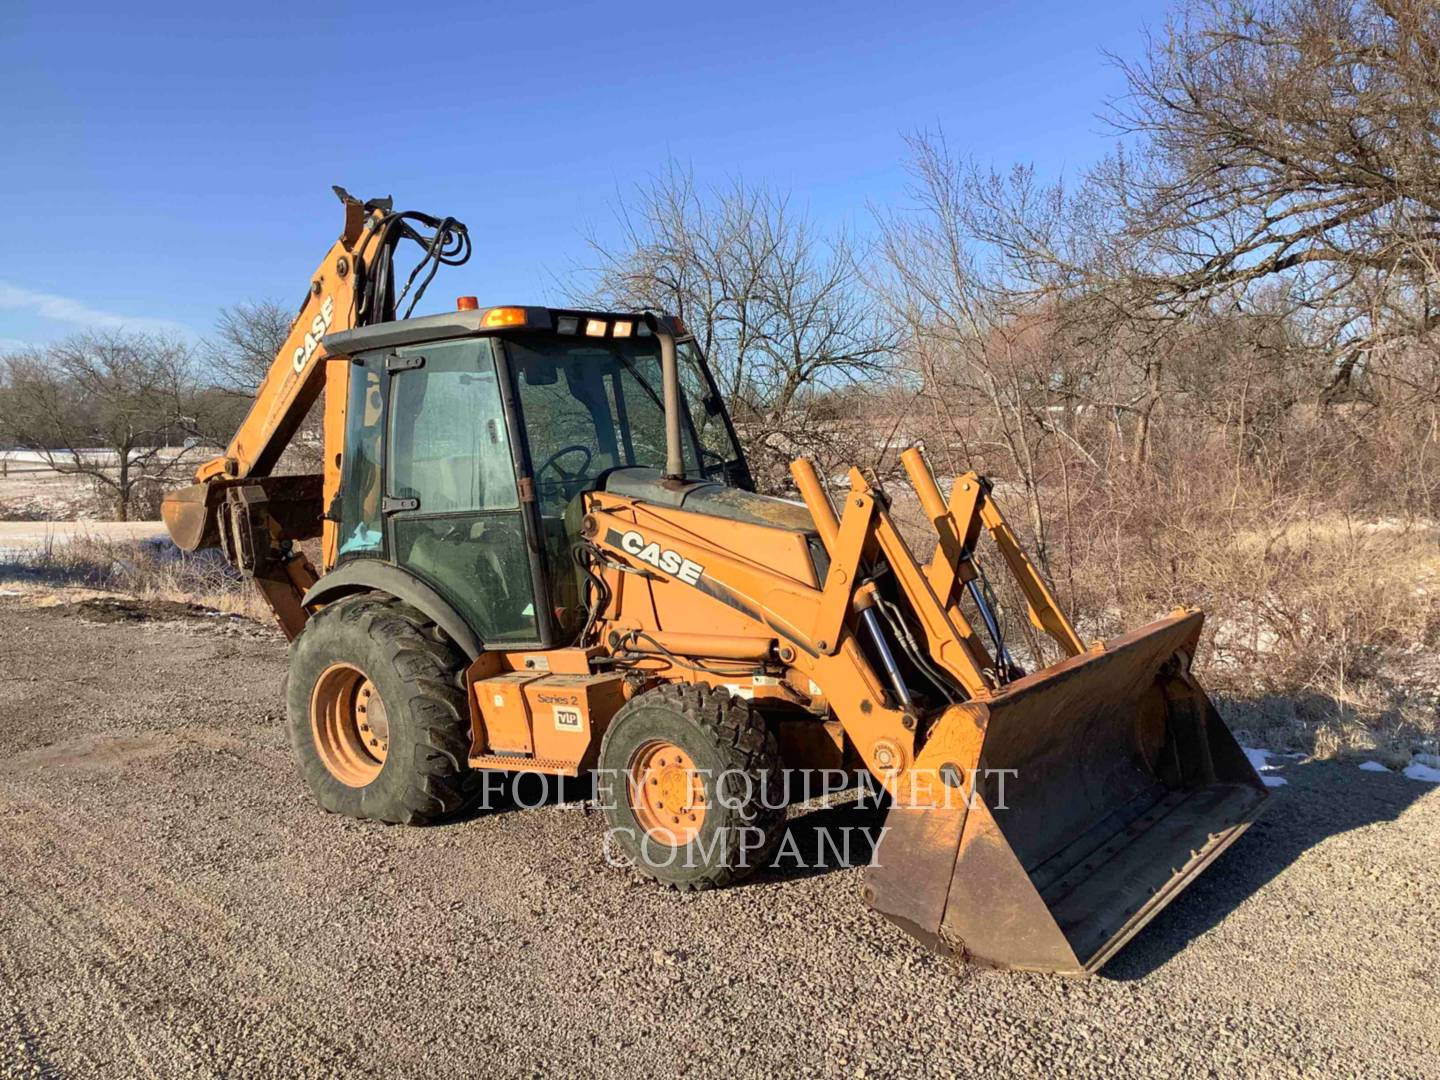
[618,530,706,585]
[291,294,335,373]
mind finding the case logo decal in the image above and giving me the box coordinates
[291,294,335,373]
[618,530,705,586]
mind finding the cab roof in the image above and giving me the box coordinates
[323,307,684,355]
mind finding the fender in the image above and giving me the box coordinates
[301,561,483,659]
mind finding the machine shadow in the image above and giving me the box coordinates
[444,770,597,824]
[740,796,892,886]
[1102,757,1432,980]
[443,752,1433,982]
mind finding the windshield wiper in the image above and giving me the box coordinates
[611,351,666,415]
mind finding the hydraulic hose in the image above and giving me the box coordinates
[966,577,1011,672]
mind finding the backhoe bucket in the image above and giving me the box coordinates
[162,482,222,552]
[161,474,324,554]
[865,610,1267,974]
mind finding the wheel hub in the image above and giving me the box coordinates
[311,662,389,787]
[628,740,707,845]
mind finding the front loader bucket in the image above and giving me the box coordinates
[865,610,1268,974]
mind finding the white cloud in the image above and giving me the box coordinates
[0,282,195,338]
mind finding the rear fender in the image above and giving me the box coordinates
[301,561,482,659]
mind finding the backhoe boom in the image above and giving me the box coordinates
[195,193,375,484]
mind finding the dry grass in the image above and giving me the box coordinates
[1044,463,1439,761]
[889,482,1439,764]
[0,534,269,620]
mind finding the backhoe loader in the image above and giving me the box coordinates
[163,189,1268,974]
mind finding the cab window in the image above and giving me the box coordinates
[505,335,743,512]
[386,339,538,645]
[337,353,387,558]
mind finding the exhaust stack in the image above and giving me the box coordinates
[643,312,685,482]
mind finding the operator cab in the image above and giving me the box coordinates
[322,306,752,650]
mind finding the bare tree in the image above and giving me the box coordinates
[882,1,1440,704]
[202,298,323,468]
[208,299,292,393]
[580,166,902,490]
[1101,0,1440,400]
[0,332,201,520]
[883,1,1440,511]
[878,135,1123,568]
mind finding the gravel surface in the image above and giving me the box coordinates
[0,596,1436,1079]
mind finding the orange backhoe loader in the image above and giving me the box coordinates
[164,189,1268,974]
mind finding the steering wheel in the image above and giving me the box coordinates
[536,444,593,486]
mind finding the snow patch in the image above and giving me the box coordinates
[1354,757,1440,783]
[1402,761,1440,784]
[1242,746,1289,787]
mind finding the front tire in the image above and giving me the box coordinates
[286,593,478,824]
[598,684,785,890]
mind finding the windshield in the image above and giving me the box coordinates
[505,334,745,510]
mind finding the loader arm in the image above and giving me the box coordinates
[584,447,1268,973]
[584,457,1050,788]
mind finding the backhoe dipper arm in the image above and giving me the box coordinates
[195,191,378,485]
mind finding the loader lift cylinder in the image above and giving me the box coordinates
[860,606,914,709]
[790,457,915,709]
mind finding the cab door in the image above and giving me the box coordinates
[383,338,541,645]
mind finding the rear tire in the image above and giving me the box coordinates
[598,683,785,890]
[286,593,479,824]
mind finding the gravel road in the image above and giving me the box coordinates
[0,596,1436,1079]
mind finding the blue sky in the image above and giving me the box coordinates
[0,0,1165,352]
